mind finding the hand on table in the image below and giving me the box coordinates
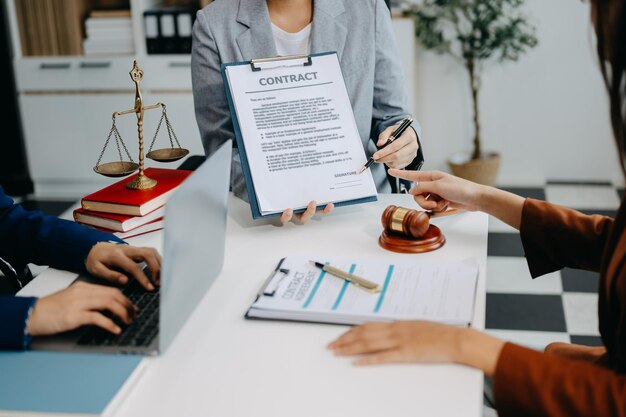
[328,321,464,365]
[26,281,137,336]
[373,124,419,169]
[328,320,505,376]
[85,242,161,291]
[280,201,334,225]
[388,169,486,213]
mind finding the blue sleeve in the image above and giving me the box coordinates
[0,186,123,273]
[0,296,37,350]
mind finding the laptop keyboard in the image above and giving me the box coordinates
[77,276,159,348]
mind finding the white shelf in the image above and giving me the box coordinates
[14,55,192,92]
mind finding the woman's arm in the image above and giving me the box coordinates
[389,169,525,229]
[191,8,248,202]
[370,0,414,142]
[328,321,504,374]
[389,169,613,273]
[370,0,422,171]
[330,322,626,417]
[493,343,626,417]
[191,10,234,159]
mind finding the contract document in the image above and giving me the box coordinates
[222,53,378,218]
[247,257,479,326]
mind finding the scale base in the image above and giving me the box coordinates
[379,225,445,254]
[126,174,157,190]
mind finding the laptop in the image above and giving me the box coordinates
[31,140,232,355]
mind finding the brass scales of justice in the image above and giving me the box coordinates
[93,61,189,190]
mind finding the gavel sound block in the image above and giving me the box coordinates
[379,205,445,254]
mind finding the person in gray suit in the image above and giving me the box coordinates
[192,0,424,223]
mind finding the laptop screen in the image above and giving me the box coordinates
[159,140,232,353]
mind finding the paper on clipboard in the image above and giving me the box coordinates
[246,256,479,326]
[222,53,377,218]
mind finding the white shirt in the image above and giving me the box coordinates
[271,23,311,56]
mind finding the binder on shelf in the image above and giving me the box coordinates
[143,10,160,54]
[159,12,177,54]
[175,9,194,53]
[221,53,378,219]
[143,7,196,55]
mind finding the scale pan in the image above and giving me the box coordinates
[94,161,139,177]
[146,148,189,162]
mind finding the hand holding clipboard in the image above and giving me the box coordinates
[221,53,378,221]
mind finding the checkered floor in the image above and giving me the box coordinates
[20,183,625,351]
[485,182,624,351]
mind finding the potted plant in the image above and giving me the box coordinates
[404,0,538,185]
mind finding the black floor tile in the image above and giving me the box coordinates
[570,335,604,347]
[486,294,566,332]
[20,200,74,217]
[579,209,617,218]
[561,268,600,293]
[499,187,546,201]
[0,275,17,296]
[546,180,613,186]
[488,233,525,257]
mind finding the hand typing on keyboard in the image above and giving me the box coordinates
[26,281,138,336]
[76,279,160,348]
[85,242,161,291]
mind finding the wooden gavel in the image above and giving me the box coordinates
[381,205,431,239]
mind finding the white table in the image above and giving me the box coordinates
[21,193,488,417]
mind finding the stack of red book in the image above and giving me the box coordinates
[74,168,192,240]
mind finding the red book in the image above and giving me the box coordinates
[115,219,164,240]
[81,168,192,216]
[73,205,165,232]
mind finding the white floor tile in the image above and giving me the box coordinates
[483,406,498,417]
[486,257,563,294]
[28,264,49,278]
[562,293,600,335]
[488,216,518,233]
[545,185,620,210]
[486,329,570,351]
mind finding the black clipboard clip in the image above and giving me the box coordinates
[250,54,313,72]
[258,258,290,297]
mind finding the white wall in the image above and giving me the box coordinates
[406,0,621,186]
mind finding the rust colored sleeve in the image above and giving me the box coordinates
[494,343,626,417]
[520,198,614,277]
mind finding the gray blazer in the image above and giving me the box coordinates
[191,0,421,199]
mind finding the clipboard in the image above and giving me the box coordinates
[221,52,378,219]
[244,257,344,326]
[244,256,479,327]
